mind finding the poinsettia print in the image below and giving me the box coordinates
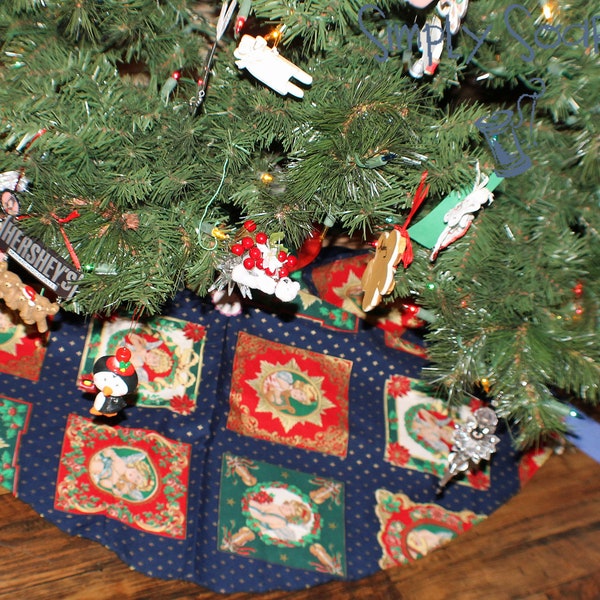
[387,375,412,398]
[169,394,196,415]
[183,322,206,342]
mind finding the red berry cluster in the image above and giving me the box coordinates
[230,220,297,278]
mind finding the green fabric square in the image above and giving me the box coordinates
[0,395,31,493]
[218,452,346,576]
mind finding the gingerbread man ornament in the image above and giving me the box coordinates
[361,229,406,312]
[0,261,59,332]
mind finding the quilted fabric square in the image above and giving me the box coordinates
[375,490,484,569]
[54,413,191,539]
[227,331,352,457]
[78,314,206,414]
[311,253,370,316]
[0,394,32,493]
[253,287,359,333]
[310,253,428,357]
[518,446,553,487]
[383,375,492,490]
[0,304,50,381]
[292,289,359,332]
[218,452,346,576]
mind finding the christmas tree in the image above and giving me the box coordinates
[0,0,597,448]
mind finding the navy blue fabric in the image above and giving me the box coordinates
[0,248,523,593]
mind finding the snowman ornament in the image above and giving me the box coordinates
[90,347,138,417]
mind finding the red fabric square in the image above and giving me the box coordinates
[55,414,191,539]
[227,332,352,457]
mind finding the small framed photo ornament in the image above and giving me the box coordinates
[1,190,21,217]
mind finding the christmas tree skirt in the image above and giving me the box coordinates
[0,275,550,593]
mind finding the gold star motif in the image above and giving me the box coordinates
[248,359,332,433]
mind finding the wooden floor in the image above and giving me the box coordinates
[0,443,598,600]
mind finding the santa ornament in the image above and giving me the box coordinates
[409,16,445,79]
[87,347,139,417]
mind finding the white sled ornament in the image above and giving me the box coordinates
[234,35,313,98]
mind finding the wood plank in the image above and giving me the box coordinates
[0,447,598,599]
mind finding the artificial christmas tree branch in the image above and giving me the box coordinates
[0,0,597,447]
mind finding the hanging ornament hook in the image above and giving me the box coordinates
[190,1,238,116]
